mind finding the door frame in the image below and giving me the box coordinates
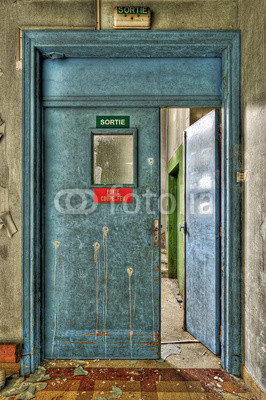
[22,30,241,375]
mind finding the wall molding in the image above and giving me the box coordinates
[242,366,266,399]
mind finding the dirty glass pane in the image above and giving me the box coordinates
[93,134,134,185]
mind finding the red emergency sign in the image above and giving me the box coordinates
[94,188,133,203]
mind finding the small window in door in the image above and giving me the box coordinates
[89,128,137,187]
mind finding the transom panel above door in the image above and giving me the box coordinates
[42,57,221,100]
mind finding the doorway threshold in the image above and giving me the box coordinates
[161,278,221,369]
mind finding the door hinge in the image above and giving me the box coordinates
[179,222,185,232]
[220,225,222,237]
[237,171,247,183]
[220,325,222,342]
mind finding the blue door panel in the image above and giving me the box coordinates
[185,109,220,355]
[42,58,222,99]
[44,107,160,359]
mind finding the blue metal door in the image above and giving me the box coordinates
[184,109,220,355]
[44,107,160,359]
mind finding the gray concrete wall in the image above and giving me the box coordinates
[167,109,190,163]
[0,0,95,342]
[239,0,266,391]
[160,108,168,245]
[0,0,265,391]
[160,108,190,243]
[101,0,238,30]
[189,107,215,126]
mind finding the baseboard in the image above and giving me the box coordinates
[0,362,20,377]
[242,365,266,400]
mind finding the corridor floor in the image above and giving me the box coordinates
[161,278,221,369]
[0,279,256,399]
[0,359,255,400]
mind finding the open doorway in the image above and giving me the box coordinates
[160,107,222,368]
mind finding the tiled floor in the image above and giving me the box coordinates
[1,359,254,400]
[161,278,221,369]
[0,280,257,399]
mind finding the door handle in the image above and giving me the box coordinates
[146,219,159,247]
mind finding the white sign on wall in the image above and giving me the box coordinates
[113,7,151,29]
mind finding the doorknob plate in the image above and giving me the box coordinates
[153,219,159,247]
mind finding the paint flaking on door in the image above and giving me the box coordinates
[102,227,109,357]
[127,267,134,358]
[51,240,60,359]
[148,157,154,178]
[150,247,155,341]
[93,242,101,339]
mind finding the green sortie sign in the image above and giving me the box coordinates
[96,116,130,128]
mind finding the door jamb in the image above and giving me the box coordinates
[22,30,241,376]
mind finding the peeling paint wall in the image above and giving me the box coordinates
[0,0,95,342]
[160,109,167,244]
[239,0,266,391]
[1,0,265,391]
[166,109,190,163]
[100,0,238,30]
